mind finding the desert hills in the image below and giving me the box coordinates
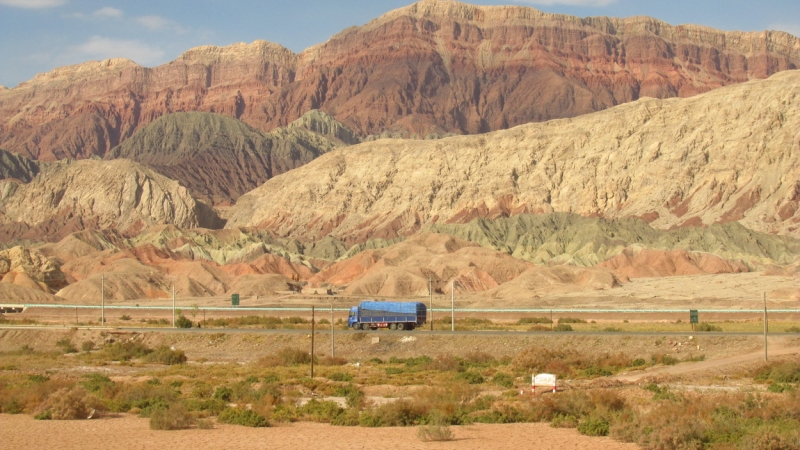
[227,71,800,241]
[0,0,798,163]
[0,2,799,306]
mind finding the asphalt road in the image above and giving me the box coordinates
[0,324,793,337]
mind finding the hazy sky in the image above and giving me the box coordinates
[1,0,798,88]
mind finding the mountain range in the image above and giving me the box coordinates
[0,0,799,304]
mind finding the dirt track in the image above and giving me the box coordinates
[0,414,640,450]
[616,337,800,382]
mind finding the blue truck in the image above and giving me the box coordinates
[348,301,427,330]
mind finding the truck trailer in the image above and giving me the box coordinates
[348,301,427,330]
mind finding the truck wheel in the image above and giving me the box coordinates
[397,323,406,331]
[360,323,369,331]
[389,323,397,330]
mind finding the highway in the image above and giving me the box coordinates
[0,324,795,337]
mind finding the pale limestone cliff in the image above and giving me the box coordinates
[0,159,203,241]
[226,70,800,241]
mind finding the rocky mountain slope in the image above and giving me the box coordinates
[1,0,798,160]
[0,149,41,182]
[106,110,357,205]
[0,159,210,242]
[226,71,800,241]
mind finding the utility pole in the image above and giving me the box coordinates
[763,291,768,362]
[101,274,105,326]
[429,277,433,331]
[172,284,176,328]
[311,306,316,378]
[451,280,455,332]
[330,303,335,358]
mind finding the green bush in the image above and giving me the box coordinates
[578,416,609,436]
[553,324,574,332]
[218,408,269,427]
[175,315,193,328]
[492,373,514,388]
[696,322,722,332]
[81,373,114,393]
[767,383,794,393]
[119,315,132,321]
[334,384,365,409]
[454,371,485,385]
[558,318,587,324]
[632,358,646,367]
[328,372,353,382]
[517,317,552,325]
[299,399,344,423]
[55,338,77,354]
[213,387,233,402]
[100,341,151,361]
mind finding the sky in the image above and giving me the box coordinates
[0,0,798,88]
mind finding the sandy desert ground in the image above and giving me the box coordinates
[0,414,640,450]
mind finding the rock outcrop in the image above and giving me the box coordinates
[0,159,208,242]
[226,71,800,240]
[1,0,798,160]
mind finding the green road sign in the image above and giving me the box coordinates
[690,310,699,324]
[231,294,240,307]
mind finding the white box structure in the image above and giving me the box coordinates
[532,373,557,396]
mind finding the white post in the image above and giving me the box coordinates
[331,303,335,358]
[429,277,433,331]
[451,280,455,332]
[101,274,105,326]
[172,285,176,328]
[763,291,768,362]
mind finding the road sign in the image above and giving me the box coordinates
[690,310,699,324]
[231,294,240,307]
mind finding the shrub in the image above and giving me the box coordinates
[551,413,579,428]
[144,346,187,365]
[299,399,344,423]
[492,373,515,388]
[767,383,794,393]
[454,371,485,385]
[218,408,269,427]
[578,416,610,436]
[100,341,151,361]
[149,403,194,430]
[334,384,365,409]
[119,315,132,321]
[558,318,587,324]
[213,387,233,402]
[80,341,95,352]
[651,353,679,366]
[417,411,454,442]
[55,338,77,354]
[81,373,114,393]
[175,315,193,328]
[39,386,94,420]
[553,324,573,332]
[259,348,314,366]
[328,372,353,382]
[643,383,676,401]
[696,322,722,332]
[517,317,552,325]
[631,358,646,367]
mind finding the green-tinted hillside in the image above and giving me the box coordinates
[0,149,41,182]
[106,110,358,205]
[429,213,800,266]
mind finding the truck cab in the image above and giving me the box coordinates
[348,306,359,328]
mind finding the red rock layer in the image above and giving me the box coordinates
[1,1,798,161]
